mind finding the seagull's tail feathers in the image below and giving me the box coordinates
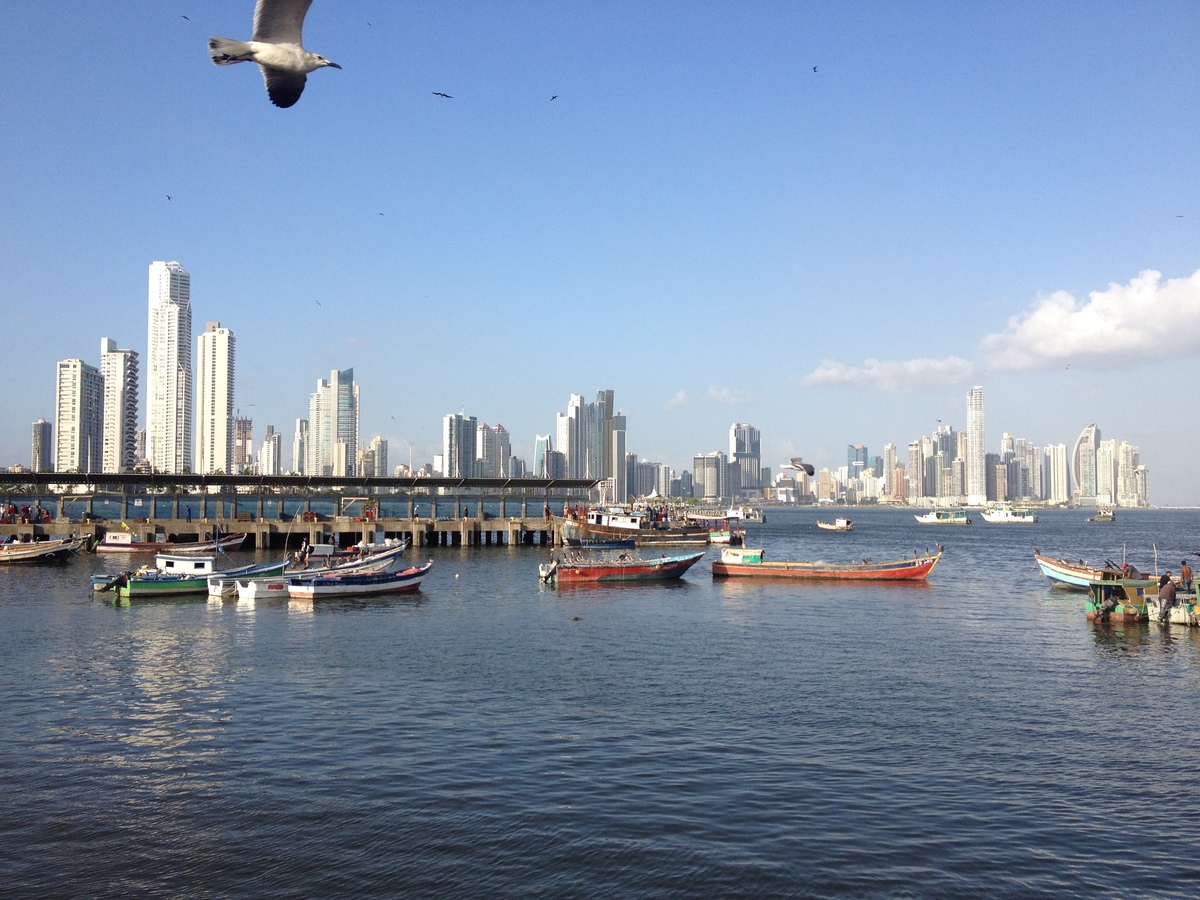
[208,36,254,65]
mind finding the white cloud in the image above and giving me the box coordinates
[981,268,1200,371]
[800,356,976,392]
[665,389,688,410]
[708,386,751,405]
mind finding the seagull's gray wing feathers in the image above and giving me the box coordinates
[260,65,307,108]
[252,0,313,44]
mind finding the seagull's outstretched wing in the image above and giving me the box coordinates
[261,66,307,107]
[253,0,313,44]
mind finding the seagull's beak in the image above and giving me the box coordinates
[327,61,342,69]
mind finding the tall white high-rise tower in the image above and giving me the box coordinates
[146,261,193,473]
[54,358,104,473]
[100,338,139,473]
[196,321,236,474]
[965,386,986,506]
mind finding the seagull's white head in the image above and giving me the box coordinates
[311,53,341,70]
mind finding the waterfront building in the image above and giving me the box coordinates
[258,425,282,476]
[1045,444,1069,504]
[291,419,308,475]
[99,338,138,473]
[730,424,762,489]
[307,368,359,477]
[476,423,510,478]
[368,434,388,478]
[555,390,614,480]
[54,358,104,473]
[693,451,728,501]
[847,444,868,485]
[195,322,236,474]
[882,443,897,498]
[1096,439,1117,507]
[233,416,254,473]
[610,414,627,500]
[965,386,986,505]
[1116,441,1142,507]
[31,419,52,473]
[442,411,478,478]
[1071,424,1100,504]
[146,260,193,473]
[907,440,923,501]
[533,434,552,478]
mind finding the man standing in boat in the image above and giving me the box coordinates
[1157,573,1177,623]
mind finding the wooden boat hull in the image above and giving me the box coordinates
[1034,553,1123,591]
[557,516,710,547]
[713,551,942,581]
[541,551,705,584]
[0,537,85,564]
[207,561,290,597]
[287,562,433,599]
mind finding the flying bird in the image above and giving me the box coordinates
[208,0,341,108]
[812,66,817,72]
[166,194,172,201]
[550,95,557,101]
[432,91,453,98]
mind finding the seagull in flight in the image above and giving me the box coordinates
[209,0,341,108]
[166,194,172,201]
[432,91,453,98]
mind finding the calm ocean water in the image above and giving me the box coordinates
[2,507,1199,897]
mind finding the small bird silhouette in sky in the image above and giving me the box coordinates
[433,91,453,98]
[551,95,557,101]
[166,194,172,201]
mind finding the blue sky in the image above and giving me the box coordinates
[2,2,1197,503]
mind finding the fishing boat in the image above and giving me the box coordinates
[206,560,292,598]
[914,509,972,525]
[287,561,433,599]
[1033,551,1127,591]
[712,546,943,581]
[95,530,248,553]
[0,535,87,564]
[816,517,853,531]
[538,550,706,584]
[557,507,711,546]
[1086,576,1158,623]
[980,505,1038,524]
[1086,507,1115,523]
[95,554,281,600]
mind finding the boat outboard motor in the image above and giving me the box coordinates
[97,572,129,594]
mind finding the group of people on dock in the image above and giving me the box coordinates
[1,504,51,525]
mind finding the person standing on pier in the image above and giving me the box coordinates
[185,505,192,523]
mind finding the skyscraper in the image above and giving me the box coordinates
[730,423,761,490]
[1071,424,1100,504]
[965,386,986,506]
[54,358,104,473]
[306,368,359,476]
[31,419,53,473]
[610,413,627,500]
[533,434,552,477]
[292,419,308,475]
[196,321,236,474]
[442,410,478,477]
[476,423,510,478]
[554,390,613,479]
[1046,444,1069,504]
[258,425,282,476]
[99,338,138,473]
[233,416,254,473]
[146,260,193,473]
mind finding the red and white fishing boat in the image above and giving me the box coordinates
[712,546,943,581]
[539,551,706,584]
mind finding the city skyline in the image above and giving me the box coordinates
[1,5,1196,503]
[17,316,1152,507]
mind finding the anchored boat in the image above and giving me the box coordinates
[980,505,1038,524]
[816,517,853,531]
[914,509,971,525]
[712,546,943,581]
[1033,551,1128,591]
[0,536,87,565]
[539,550,706,584]
[287,561,433,599]
[557,507,711,546]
